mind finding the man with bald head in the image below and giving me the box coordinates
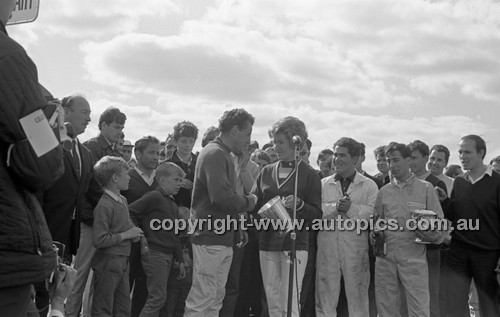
[36,95,94,315]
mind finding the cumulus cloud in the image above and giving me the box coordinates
[33,0,181,38]
[76,0,500,111]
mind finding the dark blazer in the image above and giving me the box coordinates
[38,140,93,258]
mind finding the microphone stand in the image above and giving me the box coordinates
[286,141,301,317]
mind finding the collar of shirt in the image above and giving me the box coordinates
[134,166,156,186]
[464,165,493,184]
[174,150,193,166]
[104,188,122,202]
[416,171,431,180]
[231,153,241,177]
[391,174,415,188]
[97,133,114,150]
[333,171,356,183]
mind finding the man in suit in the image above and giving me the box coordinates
[36,94,93,315]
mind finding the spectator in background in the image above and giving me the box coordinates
[91,156,143,316]
[251,149,271,170]
[317,149,334,178]
[201,126,220,148]
[444,164,463,179]
[66,106,126,317]
[35,95,94,316]
[122,140,134,163]
[165,121,199,316]
[264,146,279,164]
[116,132,125,154]
[373,145,390,185]
[428,145,454,197]
[167,121,198,214]
[129,162,186,317]
[164,134,176,161]
[490,155,500,174]
[300,139,312,165]
[249,140,260,153]
[121,136,160,317]
[407,139,447,317]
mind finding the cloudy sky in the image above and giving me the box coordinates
[8,0,500,173]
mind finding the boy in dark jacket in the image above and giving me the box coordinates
[129,162,186,317]
[91,156,143,317]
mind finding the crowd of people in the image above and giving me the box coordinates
[2,1,500,316]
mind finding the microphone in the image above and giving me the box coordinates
[292,135,302,145]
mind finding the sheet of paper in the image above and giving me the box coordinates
[19,109,59,157]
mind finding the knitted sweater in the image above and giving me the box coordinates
[252,160,322,252]
[122,168,158,204]
[443,170,500,250]
[129,188,183,260]
[190,137,256,246]
[93,192,134,256]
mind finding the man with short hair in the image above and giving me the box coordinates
[316,137,378,317]
[438,135,500,317]
[36,95,94,315]
[122,140,134,162]
[184,108,258,316]
[66,107,126,317]
[373,146,390,185]
[353,142,382,317]
[490,155,500,174]
[317,149,334,178]
[122,136,160,317]
[374,142,444,317]
[427,144,455,316]
[356,143,384,190]
[428,145,454,197]
[299,139,312,165]
[407,140,447,317]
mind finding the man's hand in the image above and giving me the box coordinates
[282,195,302,210]
[51,264,77,312]
[178,206,190,220]
[416,228,442,244]
[435,186,447,202]
[237,229,249,248]
[336,196,351,214]
[180,179,193,190]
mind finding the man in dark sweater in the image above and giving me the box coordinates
[121,136,160,317]
[437,135,500,317]
[184,108,258,316]
[407,140,448,317]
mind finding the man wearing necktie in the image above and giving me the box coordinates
[35,94,94,315]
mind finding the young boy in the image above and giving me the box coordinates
[92,156,144,317]
[129,162,186,317]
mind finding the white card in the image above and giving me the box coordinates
[19,109,59,157]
